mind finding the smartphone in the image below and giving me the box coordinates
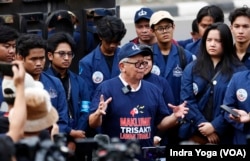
[220,105,240,118]
[0,61,14,76]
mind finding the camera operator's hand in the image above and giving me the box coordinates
[7,60,26,142]
[51,124,59,140]
[70,130,86,139]
[12,60,25,87]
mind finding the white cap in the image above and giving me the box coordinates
[149,10,174,27]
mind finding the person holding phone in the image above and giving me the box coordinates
[220,105,240,118]
[222,70,250,144]
[0,60,27,161]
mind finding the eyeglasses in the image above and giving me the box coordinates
[54,51,74,58]
[123,61,148,68]
[155,25,173,33]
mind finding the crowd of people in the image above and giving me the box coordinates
[1,4,250,161]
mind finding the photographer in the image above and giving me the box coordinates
[0,60,27,161]
[15,77,60,161]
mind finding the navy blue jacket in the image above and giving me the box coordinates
[239,45,250,70]
[179,61,247,143]
[144,73,175,107]
[152,43,194,104]
[223,70,250,144]
[39,72,70,134]
[79,45,120,99]
[185,38,201,56]
[177,38,193,49]
[46,68,91,131]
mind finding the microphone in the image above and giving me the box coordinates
[122,85,131,94]
[94,134,110,147]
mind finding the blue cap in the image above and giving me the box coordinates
[118,42,152,61]
[134,7,154,23]
[94,8,113,17]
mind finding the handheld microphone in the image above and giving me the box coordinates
[122,85,131,94]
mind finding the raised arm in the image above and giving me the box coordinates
[89,94,112,128]
[7,60,27,142]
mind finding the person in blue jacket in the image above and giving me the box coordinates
[15,34,70,135]
[142,44,175,108]
[185,5,224,56]
[177,19,200,48]
[149,10,194,104]
[222,71,250,144]
[79,15,126,100]
[179,22,247,144]
[46,32,92,139]
[85,8,114,55]
[141,44,183,145]
[88,42,189,149]
[229,7,250,69]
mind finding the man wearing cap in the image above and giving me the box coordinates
[149,11,194,144]
[130,7,157,46]
[88,42,188,149]
[149,10,194,105]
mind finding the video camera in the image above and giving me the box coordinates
[15,134,69,161]
[74,135,141,161]
[15,134,141,161]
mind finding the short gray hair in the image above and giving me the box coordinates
[119,57,129,64]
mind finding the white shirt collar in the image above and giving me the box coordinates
[118,74,141,92]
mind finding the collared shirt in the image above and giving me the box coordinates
[119,74,141,92]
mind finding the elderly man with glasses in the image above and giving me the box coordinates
[88,42,189,154]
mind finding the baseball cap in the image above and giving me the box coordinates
[94,8,113,17]
[118,42,152,61]
[149,10,174,27]
[134,7,153,23]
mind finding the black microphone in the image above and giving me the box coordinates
[94,134,110,146]
[122,85,131,94]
